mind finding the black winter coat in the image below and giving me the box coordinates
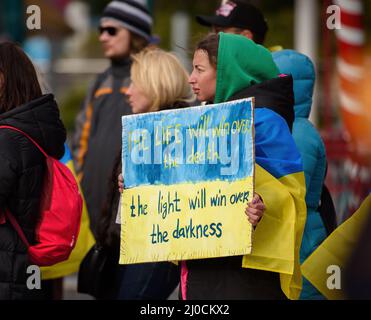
[0,94,66,300]
[72,58,132,238]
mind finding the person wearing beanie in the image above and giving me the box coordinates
[71,0,152,240]
[196,0,268,45]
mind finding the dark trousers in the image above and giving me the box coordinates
[116,262,180,300]
[185,256,287,300]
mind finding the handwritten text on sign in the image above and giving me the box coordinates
[120,99,255,264]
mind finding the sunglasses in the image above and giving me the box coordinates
[98,26,118,36]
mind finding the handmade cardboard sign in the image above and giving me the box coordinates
[119,98,254,264]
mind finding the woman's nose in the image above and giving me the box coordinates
[127,84,133,96]
[189,72,196,84]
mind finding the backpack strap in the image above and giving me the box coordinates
[0,125,45,248]
[0,125,48,158]
[4,209,30,248]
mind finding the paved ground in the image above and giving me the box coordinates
[63,274,93,300]
[63,274,179,300]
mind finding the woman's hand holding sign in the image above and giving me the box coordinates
[245,193,265,227]
[120,173,265,226]
[118,173,124,193]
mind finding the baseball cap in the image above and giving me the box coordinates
[196,1,268,44]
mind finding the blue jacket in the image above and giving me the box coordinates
[273,50,327,300]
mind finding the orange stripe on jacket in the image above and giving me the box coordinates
[77,86,129,182]
[94,87,128,98]
[94,87,113,98]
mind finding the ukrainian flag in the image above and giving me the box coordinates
[301,194,371,299]
[212,33,307,300]
[41,144,95,280]
[241,108,307,301]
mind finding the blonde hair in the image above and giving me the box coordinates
[130,48,194,112]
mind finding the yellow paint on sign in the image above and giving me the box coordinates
[119,177,253,264]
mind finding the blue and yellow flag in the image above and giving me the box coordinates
[241,108,307,301]
[41,144,95,280]
[212,33,307,300]
[301,194,371,299]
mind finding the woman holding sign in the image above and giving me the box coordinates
[184,32,306,300]
[99,48,194,300]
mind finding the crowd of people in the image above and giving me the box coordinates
[0,0,369,300]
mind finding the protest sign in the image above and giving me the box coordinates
[120,98,254,264]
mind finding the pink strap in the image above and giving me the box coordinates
[0,211,6,224]
[180,261,188,300]
[0,125,48,158]
[4,209,30,248]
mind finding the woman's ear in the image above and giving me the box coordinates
[240,29,254,41]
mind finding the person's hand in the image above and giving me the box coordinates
[118,173,124,193]
[245,193,265,227]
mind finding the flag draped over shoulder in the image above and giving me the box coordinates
[242,108,307,301]
[41,144,95,280]
[301,194,371,299]
[196,32,306,300]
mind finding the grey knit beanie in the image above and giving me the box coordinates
[101,0,152,41]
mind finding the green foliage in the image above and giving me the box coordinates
[80,1,298,57]
[151,0,294,52]
[82,0,110,15]
[80,31,105,58]
[152,0,220,51]
[59,83,89,133]
[264,8,294,49]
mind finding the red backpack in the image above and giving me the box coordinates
[0,126,83,266]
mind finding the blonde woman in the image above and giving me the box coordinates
[127,48,194,113]
[93,48,194,300]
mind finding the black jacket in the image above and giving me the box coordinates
[229,75,295,132]
[71,58,132,238]
[0,94,66,300]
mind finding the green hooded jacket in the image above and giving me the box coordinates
[215,32,279,104]
[184,33,307,301]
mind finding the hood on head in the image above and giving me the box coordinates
[273,49,315,119]
[0,94,66,159]
[229,75,295,131]
[214,32,279,104]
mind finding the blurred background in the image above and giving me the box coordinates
[1,0,370,299]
